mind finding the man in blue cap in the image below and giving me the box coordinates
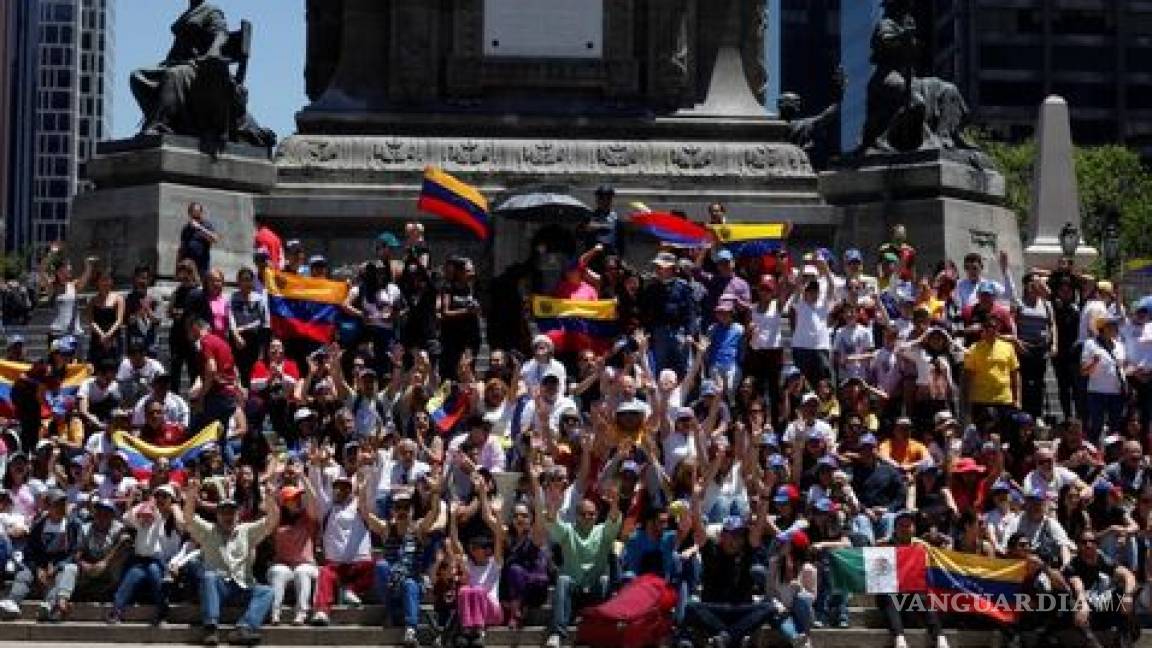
[849,433,906,544]
[677,491,777,648]
[696,248,751,324]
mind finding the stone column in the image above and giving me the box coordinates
[1023,95,1097,268]
[681,0,768,117]
[307,0,391,111]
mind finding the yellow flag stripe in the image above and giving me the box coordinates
[708,223,790,242]
[531,296,617,321]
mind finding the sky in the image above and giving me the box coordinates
[110,0,306,140]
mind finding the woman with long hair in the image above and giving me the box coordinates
[266,484,319,626]
[766,532,818,648]
[500,468,551,629]
[1081,315,1129,441]
[343,262,406,376]
[1013,273,1057,419]
[39,246,94,344]
[85,267,125,364]
[439,257,482,381]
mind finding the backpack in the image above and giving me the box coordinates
[576,574,678,648]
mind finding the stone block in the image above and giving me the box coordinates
[71,182,257,282]
[86,135,276,193]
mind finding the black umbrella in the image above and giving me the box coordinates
[492,192,593,221]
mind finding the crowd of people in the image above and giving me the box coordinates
[0,195,1151,648]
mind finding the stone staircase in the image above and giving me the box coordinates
[0,597,1131,647]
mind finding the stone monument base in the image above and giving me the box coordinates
[71,135,275,281]
[820,151,1024,273]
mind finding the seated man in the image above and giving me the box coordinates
[132,371,190,429]
[307,453,374,626]
[878,510,947,648]
[544,483,622,648]
[136,399,188,447]
[0,489,81,622]
[677,490,776,648]
[77,358,123,433]
[1066,530,1138,648]
[183,477,277,645]
[117,342,166,407]
[72,498,130,602]
[849,433,907,544]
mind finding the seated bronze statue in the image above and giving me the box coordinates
[130,0,275,151]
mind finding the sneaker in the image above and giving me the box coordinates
[402,627,418,647]
[677,640,695,648]
[894,637,909,648]
[935,636,950,648]
[203,626,220,646]
[836,618,850,629]
[545,633,561,648]
[811,620,826,629]
[341,589,362,607]
[269,609,281,626]
[106,609,123,625]
[292,610,308,626]
[310,611,330,627]
[231,626,262,646]
[710,632,732,648]
[0,599,20,620]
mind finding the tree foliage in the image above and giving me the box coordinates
[974,132,1152,261]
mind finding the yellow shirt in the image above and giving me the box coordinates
[964,338,1019,405]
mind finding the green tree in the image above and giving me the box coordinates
[975,132,1152,261]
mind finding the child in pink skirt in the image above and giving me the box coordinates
[450,474,505,638]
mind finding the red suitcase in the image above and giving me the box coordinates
[576,574,679,648]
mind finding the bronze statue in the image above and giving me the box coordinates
[130,0,275,151]
[860,0,973,153]
[780,69,845,169]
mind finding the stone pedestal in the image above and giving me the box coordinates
[71,135,276,281]
[820,151,1025,273]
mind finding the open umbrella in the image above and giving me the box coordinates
[492,192,593,221]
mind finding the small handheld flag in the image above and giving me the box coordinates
[417,167,491,240]
[264,270,350,344]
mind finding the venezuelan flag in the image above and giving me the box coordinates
[113,421,222,469]
[532,295,618,354]
[1125,258,1152,276]
[708,223,790,258]
[0,360,90,420]
[417,166,491,240]
[925,547,1027,623]
[630,211,712,247]
[426,382,467,433]
[265,269,349,344]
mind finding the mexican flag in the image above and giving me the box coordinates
[829,546,928,593]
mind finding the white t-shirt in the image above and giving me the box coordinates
[132,392,191,427]
[748,302,784,350]
[1123,322,1152,370]
[116,357,165,391]
[661,429,696,474]
[95,473,139,501]
[349,284,404,329]
[345,392,389,438]
[79,378,120,407]
[1081,337,1126,395]
[1023,466,1081,495]
[782,418,835,446]
[1078,299,1111,343]
[519,358,567,394]
[791,298,832,350]
[321,499,372,564]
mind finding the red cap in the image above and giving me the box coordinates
[790,530,811,552]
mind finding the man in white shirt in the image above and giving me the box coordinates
[513,371,576,441]
[77,359,122,431]
[1023,447,1091,500]
[131,373,190,428]
[116,344,165,407]
[307,466,373,626]
[519,335,567,395]
[1125,299,1152,432]
[782,393,835,447]
[373,439,429,518]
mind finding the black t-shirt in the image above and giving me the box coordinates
[700,538,757,604]
[179,219,216,272]
[1064,554,1118,594]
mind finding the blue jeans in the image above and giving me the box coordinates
[551,573,609,639]
[851,512,896,545]
[200,570,274,630]
[1086,391,1127,442]
[778,591,816,639]
[113,557,167,616]
[814,552,849,626]
[373,560,421,628]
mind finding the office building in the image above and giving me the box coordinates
[2,0,112,253]
[931,0,1152,157]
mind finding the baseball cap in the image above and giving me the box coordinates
[782,365,802,380]
[50,336,76,354]
[44,488,67,504]
[332,475,353,486]
[774,484,800,503]
[675,406,696,421]
[713,300,734,313]
[881,251,899,264]
[216,498,239,510]
[934,410,957,427]
[915,459,940,474]
[816,455,838,470]
[1024,487,1048,500]
[253,247,271,260]
[1136,296,1152,313]
[279,485,304,502]
[1013,412,1034,426]
[615,399,648,415]
[757,431,779,447]
[894,509,917,522]
[859,433,878,447]
[154,484,177,499]
[5,334,23,347]
[293,407,316,422]
[768,454,788,468]
[990,478,1013,493]
[700,380,720,397]
[894,416,913,427]
[789,529,811,551]
[620,460,640,475]
[715,249,734,263]
[801,392,819,405]
[844,248,863,263]
[951,457,987,474]
[93,498,117,512]
[376,232,401,248]
[651,252,678,267]
[1102,434,1123,447]
[308,254,328,266]
[976,281,998,295]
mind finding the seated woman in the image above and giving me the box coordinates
[266,485,318,626]
[501,466,552,628]
[449,472,505,640]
